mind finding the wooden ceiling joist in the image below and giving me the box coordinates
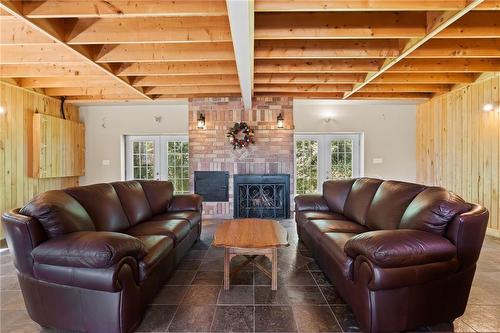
[19,76,122,88]
[96,42,236,63]
[21,1,228,18]
[65,17,232,44]
[0,63,103,77]
[133,75,240,87]
[144,85,241,95]
[116,61,238,76]
[254,0,500,12]
[343,0,486,99]
[0,1,151,99]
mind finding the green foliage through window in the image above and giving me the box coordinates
[295,140,318,195]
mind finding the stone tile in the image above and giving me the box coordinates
[307,261,322,272]
[168,305,216,332]
[1,291,26,310]
[0,276,20,290]
[1,310,42,332]
[217,286,254,305]
[0,263,16,276]
[286,286,327,305]
[192,271,223,285]
[255,305,297,332]
[427,319,476,332]
[0,255,12,265]
[182,285,220,305]
[198,257,224,271]
[330,305,361,332]
[230,271,254,285]
[151,286,188,305]
[310,271,332,286]
[292,305,342,332]
[282,271,317,286]
[320,286,345,305]
[460,304,500,332]
[136,305,177,332]
[192,240,211,250]
[166,270,196,285]
[210,306,254,332]
[176,259,202,271]
[468,272,500,305]
[255,286,291,305]
[205,246,225,258]
[184,250,207,260]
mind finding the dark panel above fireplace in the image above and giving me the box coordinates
[234,174,290,219]
[194,171,229,202]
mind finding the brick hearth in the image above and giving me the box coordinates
[189,97,294,218]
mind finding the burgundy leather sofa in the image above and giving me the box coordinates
[295,178,488,333]
[1,180,202,333]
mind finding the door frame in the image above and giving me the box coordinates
[294,132,364,195]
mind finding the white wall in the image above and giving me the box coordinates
[293,99,418,182]
[79,102,188,185]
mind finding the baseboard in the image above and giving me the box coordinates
[486,227,500,238]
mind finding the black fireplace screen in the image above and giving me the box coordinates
[234,174,290,219]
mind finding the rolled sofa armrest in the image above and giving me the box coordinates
[32,231,146,269]
[294,194,329,212]
[344,229,456,268]
[168,194,203,212]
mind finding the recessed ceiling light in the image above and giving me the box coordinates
[0,106,5,114]
[482,103,495,112]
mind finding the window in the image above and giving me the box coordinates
[294,134,362,195]
[125,135,189,194]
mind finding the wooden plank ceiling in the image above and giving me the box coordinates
[1,0,500,102]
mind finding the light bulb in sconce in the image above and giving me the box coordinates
[276,113,284,128]
[197,113,206,129]
[482,103,496,112]
[0,106,5,114]
[323,117,333,123]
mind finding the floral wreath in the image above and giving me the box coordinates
[226,122,255,149]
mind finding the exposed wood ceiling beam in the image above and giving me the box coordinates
[0,63,103,77]
[226,0,254,109]
[133,75,240,87]
[65,17,232,44]
[116,61,238,76]
[0,17,55,44]
[19,76,123,88]
[45,86,143,96]
[343,0,486,99]
[0,1,150,100]
[358,83,451,92]
[145,85,241,95]
[96,42,236,63]
[255,59,382,73]
[253,91,433,99]
[254,0,500,12]
[21,1,228,18]
[0,44,81,63]
[254,83,451,93]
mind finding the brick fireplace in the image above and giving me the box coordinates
[189,97,294,218]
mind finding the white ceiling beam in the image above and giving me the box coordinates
[226,0,254,109]
[343,0,485,99]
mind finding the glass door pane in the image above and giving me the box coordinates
[165,140,189,194]
[295,139,319,195]
[126,137,159,180]
[329,139,354,180]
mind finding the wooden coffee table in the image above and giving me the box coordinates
[213,218,289,290]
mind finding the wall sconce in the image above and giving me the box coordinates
[482,103,496,112]
[276,113,284,128]
[197,113,206,129]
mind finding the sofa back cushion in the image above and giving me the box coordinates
[112,181,152,225]
[64,184,130,232]
[323,179,356,214]
[138,180,174,215]
[343,178,383,225]
[400,187,471,235]
[19,190,94,238]
[365,181,426,230]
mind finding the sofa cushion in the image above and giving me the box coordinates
[151,211,201,228]
[138,180,174,215]
[65,184,130,232]
[318,233,357,280]
[297,211,347,222]
[401,187,471,235]
[344,230,457,268]
[306,219,369,235]
[136,235,173,280]
[112,181,152,225]
[365,181,426,230]
[126,219,190,245]
[343,178,383,225]
[323,179,356,214]
[32,231,146,268]
[20,190,94,238]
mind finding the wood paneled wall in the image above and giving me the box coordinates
[0,82,81,238]
[416,73,500,237]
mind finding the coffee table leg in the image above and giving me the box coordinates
[224,247,230,290]
[272,248,278,291]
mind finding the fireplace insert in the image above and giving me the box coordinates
[233,174,290,219]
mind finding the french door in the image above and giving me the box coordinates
[294,134,362,195]
[125,135,189,193]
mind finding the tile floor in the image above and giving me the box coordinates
[1,219,499,332]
